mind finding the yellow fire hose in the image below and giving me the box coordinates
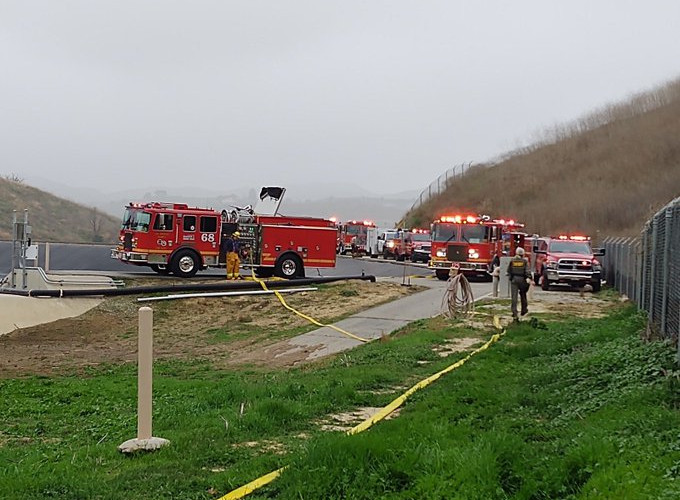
[217,314,506,500]
[247,254,370,343]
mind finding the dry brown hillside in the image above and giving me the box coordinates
[0,176,119,243]
[404,78,680,239]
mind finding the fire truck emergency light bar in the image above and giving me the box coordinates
[556,235,590,241]
[437,215,479,224]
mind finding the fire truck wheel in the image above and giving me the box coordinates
[541,270,550,291]
[150,264,170,276]
[435,269,449,281]
[275,254,304,279]
[171,249,200,278]
[533,272,541,286]
[592,280,601,292]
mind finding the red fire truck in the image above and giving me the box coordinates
[111,187,337,279]
[336,220,375,255]
[429,214,528,280]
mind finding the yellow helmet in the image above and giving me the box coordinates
[233,231,240,237]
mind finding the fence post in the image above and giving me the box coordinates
[640,229,649,311]
[635,238,642,307]
[648,217,660,331]
[660,208,673,336]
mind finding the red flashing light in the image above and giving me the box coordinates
[438,214,478,224]
[556,234,590,241]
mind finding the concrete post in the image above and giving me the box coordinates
[44,242,50,273]
[499,256,512,298]
[118,307,170,453]
[138,307,153,439]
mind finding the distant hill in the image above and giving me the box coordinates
[403,78,680,239]
[0,177,120,243]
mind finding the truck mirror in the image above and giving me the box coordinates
[593,248,606,256]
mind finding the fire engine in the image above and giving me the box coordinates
[111,187,337,279]
[336,220,375,255]
[533,235,604,292]
[382,229,409,261]
[429,214,528,280]
[406,229,431,263]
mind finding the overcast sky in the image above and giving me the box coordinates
[1,0,679,197]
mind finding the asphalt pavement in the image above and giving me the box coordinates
[0,241,431,278]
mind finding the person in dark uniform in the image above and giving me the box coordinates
[507,247,531,321]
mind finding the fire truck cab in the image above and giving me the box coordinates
[382,229,409,261]
[111,187,337,279]
[429,215,527,280]
[533,235,605,292]
[337,220,375,255]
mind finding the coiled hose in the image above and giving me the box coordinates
[441,270,474,318]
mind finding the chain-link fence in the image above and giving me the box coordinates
[407,162,473,213]
[603,196,680,348]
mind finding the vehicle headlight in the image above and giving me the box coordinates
[386,241,395,248]
[547,261,558,269]
[468,249,479,259]
[436,248,446,258]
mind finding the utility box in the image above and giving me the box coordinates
[499,256,513,298]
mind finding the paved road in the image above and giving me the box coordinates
[265,277,492,363]
[0,241,432,278]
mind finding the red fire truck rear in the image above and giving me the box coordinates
[111,187,337,279]
[429,214,528,280]
[337,220,375,255]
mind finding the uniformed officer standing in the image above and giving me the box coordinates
[507,247,531,321]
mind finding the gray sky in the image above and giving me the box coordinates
[1,0,679,196]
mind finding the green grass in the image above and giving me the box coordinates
[2,306,679,499]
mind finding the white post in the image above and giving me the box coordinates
[138,307,153,440]
[44,242,50,273]
[118,307,169,453]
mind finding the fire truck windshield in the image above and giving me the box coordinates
[460,225,488,244]
[433,223,457,242]
[346,225,367,236]
[411,232,430,242]
[121,208,151,233]
[549,241,592,254]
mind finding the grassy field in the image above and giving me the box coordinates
[2,302,679,499]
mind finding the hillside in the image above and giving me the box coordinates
[404,78,680,238]
[0,177,120,243]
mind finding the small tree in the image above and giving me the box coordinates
[91,207,103,242]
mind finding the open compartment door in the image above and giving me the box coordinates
[254,187,286,216]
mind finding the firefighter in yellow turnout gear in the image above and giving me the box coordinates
[507,247,531,321]
[225,231,242,280]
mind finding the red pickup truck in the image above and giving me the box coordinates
[533,235,605,292]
